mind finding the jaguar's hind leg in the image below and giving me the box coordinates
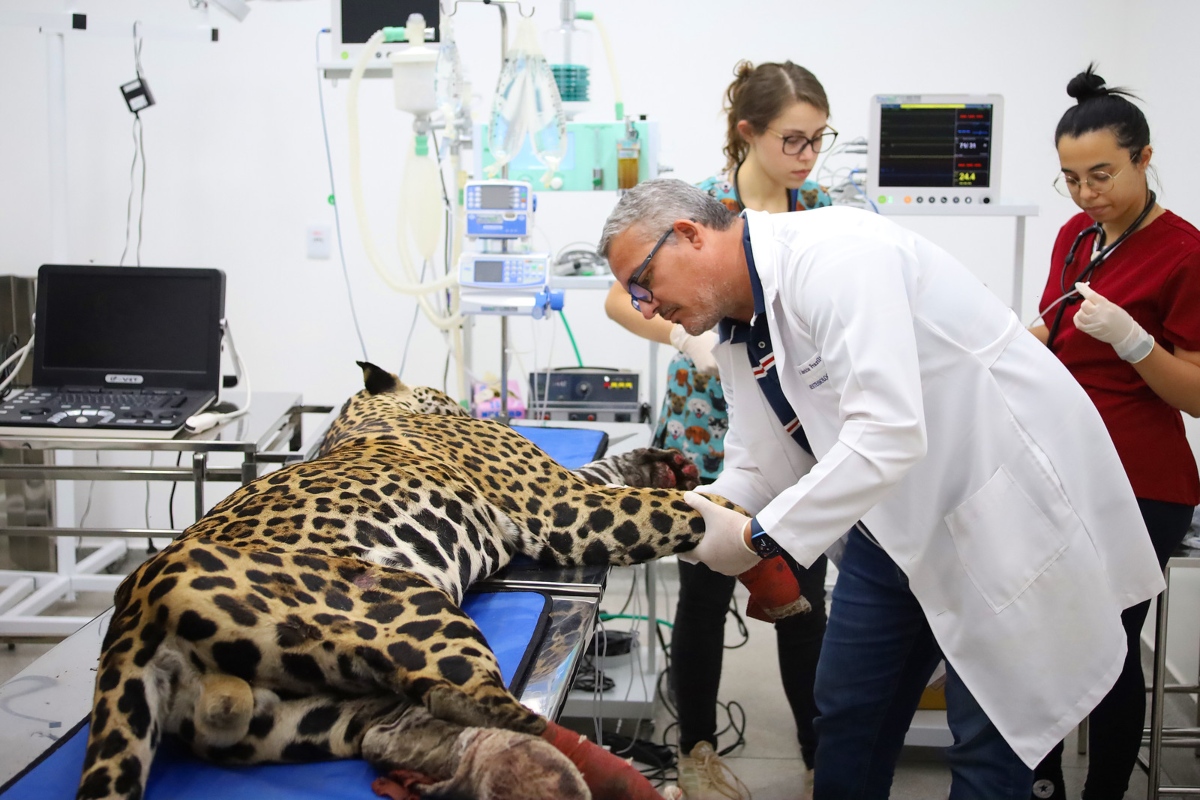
[162,547,543,737]
[186,694,591,800]
[364,705,590,800]
[174,691,404,764]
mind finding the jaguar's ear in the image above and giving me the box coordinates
[356,361,400,395]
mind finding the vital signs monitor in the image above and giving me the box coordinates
[330,0,439,62]
[867,94,1003,209]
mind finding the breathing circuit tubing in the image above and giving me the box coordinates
[344,23,469,404]
[345,28,463,331]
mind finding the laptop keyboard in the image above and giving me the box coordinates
[8,389,186,411]
[0,387,204,435]
[57,392,163,408]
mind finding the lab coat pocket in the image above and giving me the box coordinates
[945,465,1067,614]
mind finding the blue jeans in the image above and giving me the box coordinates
[813,528,1032,799]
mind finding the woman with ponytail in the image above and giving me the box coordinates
[603,60,835,800]
[1029,65,1200,800]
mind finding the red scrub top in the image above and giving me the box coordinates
[1041,210,1200,505]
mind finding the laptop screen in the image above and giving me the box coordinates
[32,265,226,391]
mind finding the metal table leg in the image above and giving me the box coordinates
[1148,564,1172,800]
[192,452,207,519]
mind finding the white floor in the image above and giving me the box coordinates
[561,562,1200,800]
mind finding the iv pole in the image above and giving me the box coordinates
[447,0,535,425]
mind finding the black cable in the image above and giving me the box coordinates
[569,656,615,692]
[168,450,182,530]
[120,22,147,268]
[397,260,431,381]
[724,595,750,649]
[136,113,146,267]
[649,586,748,762]
[118,115,144,267]
[314,29,369,362]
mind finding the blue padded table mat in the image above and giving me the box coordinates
[514,426,608,470]
[0,590,550,800]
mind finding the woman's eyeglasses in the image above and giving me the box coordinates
[766,127,839,156]
[1054,166,1126,197]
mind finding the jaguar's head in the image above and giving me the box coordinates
[316,361,468,456]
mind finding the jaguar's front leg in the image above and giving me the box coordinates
[574,447,700,490]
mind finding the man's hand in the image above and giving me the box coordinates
[670,325,720,376]
[680,492,760,576]
[1073,282,1155,363]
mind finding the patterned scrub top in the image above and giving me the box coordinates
[652,170,831,481]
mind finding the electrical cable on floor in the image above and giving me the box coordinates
[651,580,748,770]
[569,568,752,786]
[725,595,751,649]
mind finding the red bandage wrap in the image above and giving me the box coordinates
[738,554,811,622]
[540,719,664,800]
[371,769,433,800]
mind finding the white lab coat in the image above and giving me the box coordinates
[707,207,1165,767]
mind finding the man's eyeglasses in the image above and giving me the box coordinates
[1054,166,1126,197]
[766,127,838,156]
[627,228,674,311]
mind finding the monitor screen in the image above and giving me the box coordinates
[479,184,517,210]
[473,260,505,283]
[338,0,440,44]
[867,94,1003,209]
[877,103,994,188]
[33,265,225,389]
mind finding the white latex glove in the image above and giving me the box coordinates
[1073,282,1156,363]
[679,491,761,576]
[670,325,720,377]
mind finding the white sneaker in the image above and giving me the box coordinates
[676,742,751,800]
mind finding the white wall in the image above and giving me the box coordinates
[2,0,1199,673]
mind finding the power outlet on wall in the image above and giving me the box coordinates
[306,224,332,260]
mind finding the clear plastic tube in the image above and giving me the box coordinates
[434,13,464,121]
[487,17,566,184]
[583,14,623,120]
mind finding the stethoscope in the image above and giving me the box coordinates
[1043,189,1157,350]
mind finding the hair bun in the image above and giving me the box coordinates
[1067,67,1107,103]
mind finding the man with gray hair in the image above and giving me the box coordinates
[600,178,1163,799]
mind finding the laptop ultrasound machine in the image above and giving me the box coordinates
[0,264,226,439]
